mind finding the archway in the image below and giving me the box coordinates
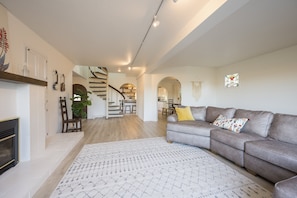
[157,77,181,119]
[72,84,88,118]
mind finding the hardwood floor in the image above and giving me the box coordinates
[33,114,167,198]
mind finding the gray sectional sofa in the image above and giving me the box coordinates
[166,106,297,197]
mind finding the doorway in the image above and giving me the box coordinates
[72,84,88,118]
[157,77,181,119]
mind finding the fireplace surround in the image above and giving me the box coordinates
[0,118,18,175]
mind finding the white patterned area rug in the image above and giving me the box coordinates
[51,137,272,198]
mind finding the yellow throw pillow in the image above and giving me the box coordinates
[175,106,194,121]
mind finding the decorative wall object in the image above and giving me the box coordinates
[0,27,9,71]
[53,70,58,90]
[225,73,239,87]
[25,47,48,80]
[192,81,201,101]
[60,74,65,92]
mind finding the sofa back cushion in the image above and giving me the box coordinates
[190,106,206,121]
[206,106,236,123]
[269,113,297,144]
[234,109,274,137]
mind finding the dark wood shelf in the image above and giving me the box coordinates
[0,71,47,86]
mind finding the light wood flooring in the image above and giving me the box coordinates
[33,114,167,198]
[34,113,273,197]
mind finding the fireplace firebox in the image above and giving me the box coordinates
[0,118,18,175]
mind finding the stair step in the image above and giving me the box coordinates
[92,90,106,93]
[109,111,122,115]
[90,77,107,81]
[94,72,107,77]
[108,112,124,117]
[90,86,106,89]
[89,82,106,85]
[108,114,124,118]
[109,105,119,107]
[89,81,107,84]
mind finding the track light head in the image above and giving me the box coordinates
[152,15,160,27]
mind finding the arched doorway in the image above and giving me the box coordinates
[120,83,137,114]
[157,77,181,119]
[72,84,88,118]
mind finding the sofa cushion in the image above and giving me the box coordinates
[269,113,297,145]
[211,128,265,150]
[245,140,297,173]
[213,114,248,133]
[234,109,274,137]
[190,106,206,121]
[175,106,194,121]
[206,106,236,123]
[167,120,218,137]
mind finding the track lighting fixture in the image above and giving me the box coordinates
[152,15,160,27]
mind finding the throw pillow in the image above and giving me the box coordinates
[213,114,248,133]
[175,106,195,121]
[222,118,248,133]
[212,114,227,127]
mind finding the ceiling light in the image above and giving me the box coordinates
[152,15,160,27]
[173,0,178,2]
[128,66,132,70]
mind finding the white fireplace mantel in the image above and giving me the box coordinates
[0,72,47,161]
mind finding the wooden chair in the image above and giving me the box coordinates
[60,97,82,133]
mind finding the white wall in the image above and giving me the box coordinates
[136,74,145,121]
[108,73,137,90]
[6,10,75,136]
[138,66,217,121]
[216,45,297,115]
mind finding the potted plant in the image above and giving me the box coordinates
[70,89,92,119]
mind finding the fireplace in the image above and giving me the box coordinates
[0,118,18,175]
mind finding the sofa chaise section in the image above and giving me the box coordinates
[244,113,297,183]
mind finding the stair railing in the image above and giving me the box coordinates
[89,66,126,118]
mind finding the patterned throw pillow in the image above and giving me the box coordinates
[212,114,227,127]
[175,106,195,121]
[213,114,248,133]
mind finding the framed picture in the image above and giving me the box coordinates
[225,73,239,87]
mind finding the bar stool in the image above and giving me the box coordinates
[124,105,131,114]
[132,105,136,113]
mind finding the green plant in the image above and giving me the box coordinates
[70,89,92,118]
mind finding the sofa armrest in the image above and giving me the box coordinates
[273,175,297,198]
[167,114,178,122]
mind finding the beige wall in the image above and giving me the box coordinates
[138,45,297,121]
[216,45,297,115]
[1,6,75,136]
[137,66,217,121]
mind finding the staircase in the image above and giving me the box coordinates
[89,67,124,118]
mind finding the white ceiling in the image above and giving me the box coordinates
[1,0,297,76]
